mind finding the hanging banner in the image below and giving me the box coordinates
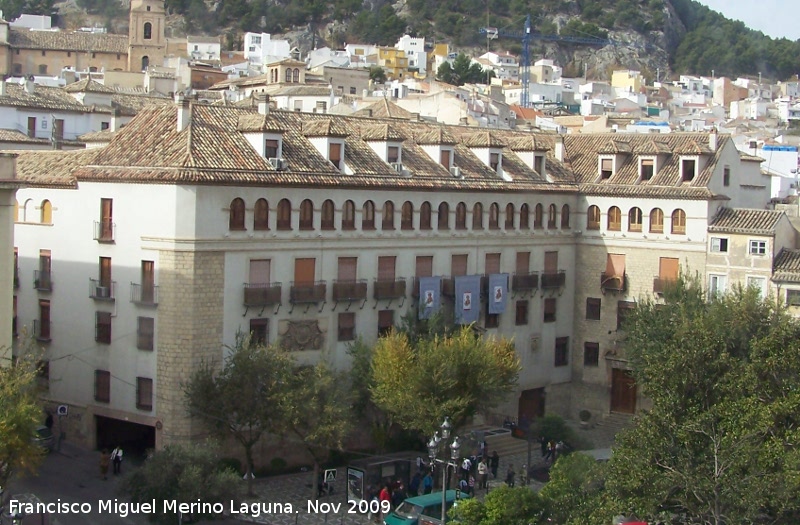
[418,276,442,319]
[455,275,481,324]
[488,273,509,314]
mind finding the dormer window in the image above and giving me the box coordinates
[490,152,500,172]
[265,139,279,159]
[600,157,613,179]
[329,142,343,171]
[681,157,697,182]
[388,146,400,164]
[534,154,545,175]
[440,149,452,169]
[640,157,655,180]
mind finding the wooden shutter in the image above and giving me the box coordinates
[39,300,50,339]
[378,256,396,281]
[294,258,315,285]
[605,254,626,278]
[249,259,270,284]
[39,249,51,272]
[485,253,500,274]
[338,257,357,281]
[452,254,468,276]
[329,142,342,168]
[544,251,558,273]
[415,256,433,277]
[99,257,112,287]
[659,257,679,281]
[601,158,612,171]
[27,117,36,138]
[516,252,530,274]
[440,149,451,169]
[137,377,153,410]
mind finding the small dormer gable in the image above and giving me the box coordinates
[674,139,712,183]
[302,118,350,173]
[597,139,631,180]
[633,139,671,181]
[64,77,115,107]
[415,127,458,173]
[361,123,405,172]
[508,135,549,176]
[237,97,287,169]
[464,131,508,180]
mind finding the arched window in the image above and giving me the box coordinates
[342,200,355,230]
[560,204,570,229]
[505,203,515,230]
[472,203,484,230]
[277,198,291,230]
[534,204,543,229]
[628,207,642,232]
[489,203,500,230]
[650,208,664,233]
[420,202,432,230]
[299,199,314,230]
[23,199,34,222]
[293,68,300,82]
[229,198,245,230]
[519,203,530,229]
[321,200,335,230]
[254,198,269,230]
[381,201,395,230]
[362,200,375,230]
[671,209,686,234]
[437,202,449,230]
[285,68,292,83]
[608,206,622,231]
[143,22,152,40]
[401,201,414,230]
[548,204,557,229]
[587,205,600,230]
[141,56,149,71]
[41,199,52,224]
[455,202,467,230]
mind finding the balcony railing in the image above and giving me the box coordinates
[93,220,115,242]
[600,272,627,293]
[290,281,327,304]
[34,270,53,292]
[33,319,51,342]
[540,271,566,289]
[89,278,116,301]
[332,279,368,301]
[243,282,282,306]
[373,278,406,299]
[512,272,539,292]
[653,276,676,294]
[131,282,159,306]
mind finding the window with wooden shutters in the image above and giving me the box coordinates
[388,146,400,163]
[554,337,569,367]
[321,200,335,230]
[137,316,154,350]
[485,253,500,274]
[99,257,112,288]
[96,311,112,344]
[277,199,292,230]
[548,204,557,229]
[254,198,269,230]
[650,208,664,233]
[515,300,528,325]
[561,204,570,228]
[608,206,622,231]
[586,297,601,320]
[136,377,153,410]
[378,256,396,283]
[455,202,467,230]
[229,198,246,230]
[416,256,433,279]
[37,299,51,341]
[452,254,468,276]
[519,204,530,229]
[628,207,642,232]
[265,139,279,159]
[504,203,515,230]
[378,310,394,336]
[54,119,64,142]
[294,258,315,285]
[338,312,355,341]
[516,252,530,276]
[544,297,556,322]
[382,201,395,230]
[342,200,355,230]
[534,204,543,229]
[671,209,686,234]
[401,201,414,230]
[299,199,314,230]
[41,200,52,224]
[249,259,270,286]
[640,158,654,180]
[250,318,268,346]
[617,300,635,330]
[544,251,558,273]
[584,342,599,366]
[472,203,483,230]
[99,198,114,241]
[337,257,357,282]
[27,116,36,138]
[141,260,155,303]
[329,142,342,170]
[440,149,451,169]
[420,202,432,230]
[489,203,499,230]
[490,152,500,171]
[363,201,375,230]
[36,249,52,291]
[95,370,110,403]
[437,202,449,230]
[600,158,613,178]
[655,257,679,294]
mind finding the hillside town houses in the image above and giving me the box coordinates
[5,1,800,455]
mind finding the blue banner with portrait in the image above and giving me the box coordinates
[418,276,442,319]
[488,273,509,314]
[455,275,482,324]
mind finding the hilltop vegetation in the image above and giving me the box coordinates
[3,0,800,81]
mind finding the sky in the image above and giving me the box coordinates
[693,0,800,41]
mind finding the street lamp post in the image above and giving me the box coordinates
[427,417,462,525]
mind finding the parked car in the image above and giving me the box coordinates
[33,425,54,452]
[384,490,469,525]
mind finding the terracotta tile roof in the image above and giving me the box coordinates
[507,135,550,152]
[9,28,128,54]
[237,113,285,133]
[111,92,172,116]
[13,149,96,187]
[64,78,115,94]
[0,82,97,113]
[272,85,332,96]
[633,139,672,155]
[359,123,405,141]
[78,130,116,142]
[708,207,785,235]
[414,127,457,145]
[598,139,632,154]
[0,129,48,144]
[353,99,413,119]
[302,118,349,137]
[772,248,800,282]
[463,131,506,148]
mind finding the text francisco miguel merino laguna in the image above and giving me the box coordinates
[8,499,317,518]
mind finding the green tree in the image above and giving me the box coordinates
[0,345,45,512]
[436,53,494,86]
[540,453,606,525]
[602,277,800,524]
[120,440,240,525]
[184,334,295,496]
[368,65,387,84]
[450,485,548,525]
[370,327,520,436]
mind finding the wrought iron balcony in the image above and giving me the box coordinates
[90,278,116,301]
[243,282,282,306]
[93,220,115,242]
[512,272,539,292]
[600,272,627,293]
[332,279,368,301]
[131,282,159,306]
[290,281,327,304]
[540,271,566,289]
[373,278,406,299]
[34,270,53,292]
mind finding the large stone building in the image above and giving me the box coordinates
[8,96,786,454]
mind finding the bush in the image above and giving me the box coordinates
[579,410,591,422]
[219,457,242,475]
[270,457,287,472]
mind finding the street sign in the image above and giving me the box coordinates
[56,405,68,416]
[324,469,336,483]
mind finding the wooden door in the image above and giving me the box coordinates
[100,198,113,239]
[544,251,558,273]
[141,260,155,302]
[294,258,315,285]
[610,368,637,414]
[518,388,545,425]
[39,300,51,339]
[99,257,112,287]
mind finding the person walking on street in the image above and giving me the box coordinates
[422,471,433,494]
[505,464,515,487]
[490,451,499,479]
[477,457,489,490]
[111,446,123,475]
[99,449,111,480]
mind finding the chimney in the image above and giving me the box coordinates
[0,152,16,181]
[175,93,191,132]
[25,75,34,95]
[709,127,718,151]
[459,116,468,125]
[255,93,270,115]
[410,112,420,121]
[110,108,120,132]
[553,134,564,162]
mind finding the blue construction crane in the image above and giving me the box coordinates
[480,15,613,107]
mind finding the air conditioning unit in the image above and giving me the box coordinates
[391,162,404,173]
[268,157,288,171]
[95,286,110,298]
[449,166,462,178]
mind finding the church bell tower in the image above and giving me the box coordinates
[128,0,166,72]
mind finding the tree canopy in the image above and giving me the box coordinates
[437,54,494,86]
[450,485,547,525]
[370,326,519,435]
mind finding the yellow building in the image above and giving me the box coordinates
[611,69,643,93]
[377,47,409,80]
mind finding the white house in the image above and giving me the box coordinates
[244,32,291,66]
[187,35,220,62]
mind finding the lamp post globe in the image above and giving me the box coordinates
[441,417,452,440]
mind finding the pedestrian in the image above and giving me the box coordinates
[477,457,489,490]
[99,449,111,480]
[422,471,433,494]
[460,456,472,482]
[409,471,421,497]
[379,484,391,520]
[540,436,547,457]
[505,464,515,487]
[392,482,406,507]
[490,451,499,479]
[468,474,475,495]
[111,446,123,475]
[548,440,557,463]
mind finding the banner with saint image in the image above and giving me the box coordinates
[488,273,509,314]
[418,276,442,319]
[455,275,481,324]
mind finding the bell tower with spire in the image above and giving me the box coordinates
[128,0,166,72]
